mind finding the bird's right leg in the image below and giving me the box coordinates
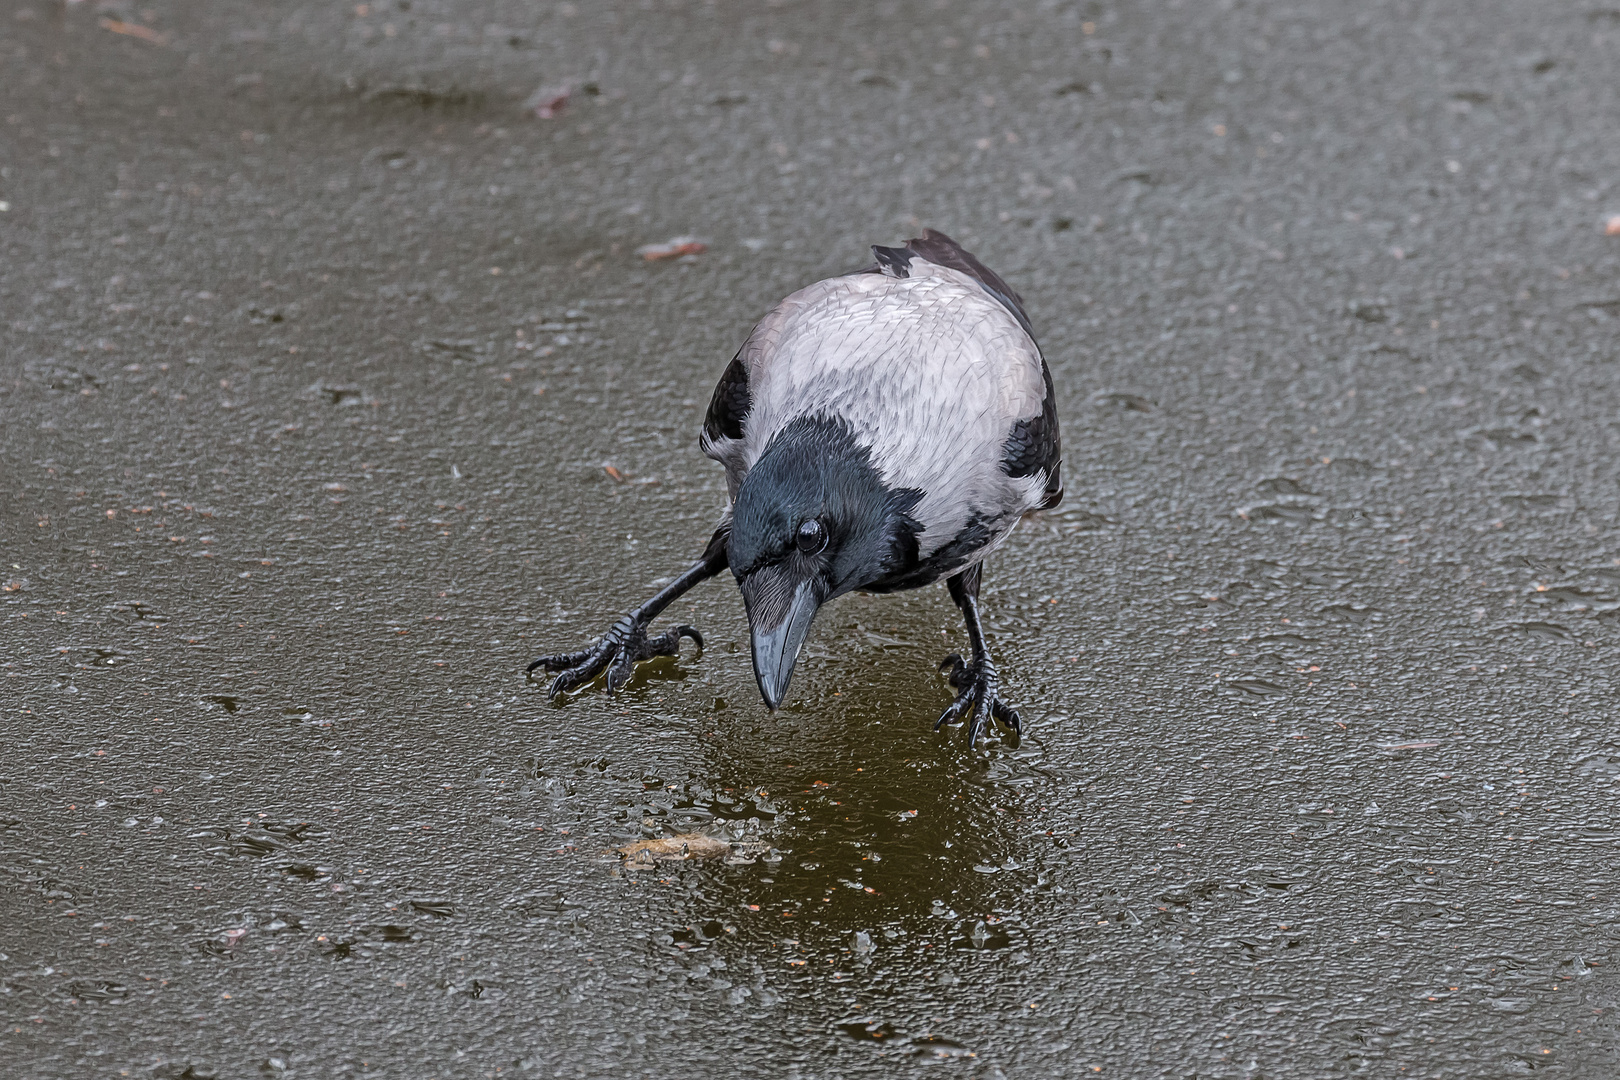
[528,527,728,698]
[934,563,1022,745]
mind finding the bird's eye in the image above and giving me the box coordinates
[796,519,827,555]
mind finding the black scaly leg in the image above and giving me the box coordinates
[528,527,729,698]
[934,563,1021,745]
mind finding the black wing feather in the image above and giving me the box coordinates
[703,350,751,442]
[1002,358,1063,511]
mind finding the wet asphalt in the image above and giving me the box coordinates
[4,0,1620,1076]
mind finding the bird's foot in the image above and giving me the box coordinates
[934,653,1021,746]
[527,615,703,698]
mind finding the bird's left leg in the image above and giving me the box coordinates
[527,527,728,698]
[934,563,1021,745]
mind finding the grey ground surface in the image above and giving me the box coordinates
[3,0,1620,1076]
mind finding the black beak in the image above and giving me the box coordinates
[739,569,822,711]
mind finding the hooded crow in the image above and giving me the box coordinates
[528,229,1061,745]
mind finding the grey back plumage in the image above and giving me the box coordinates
[702,232,1058,569]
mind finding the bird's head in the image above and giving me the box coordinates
[727,417,920,710]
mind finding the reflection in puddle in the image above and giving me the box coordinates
[547,604,1062,1045]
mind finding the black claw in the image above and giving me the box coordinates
[605,650,638,693]
[527,646,590,674]
[529,618,705,700]
[991,699,1022,732]
[939,653,977,690]
[645,624,703,658]
[934,652,1021,743]
[972,697,996,744]
[934,690,973,731]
